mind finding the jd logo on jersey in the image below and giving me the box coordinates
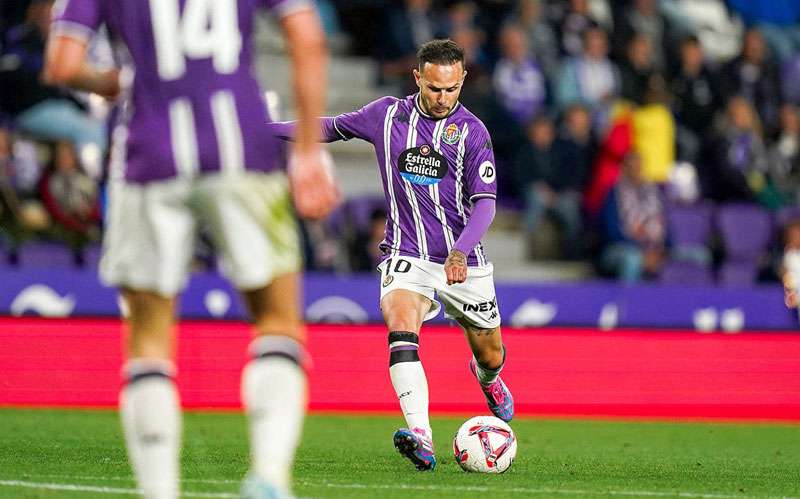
[398,144,449,186]
[441,123,461,145]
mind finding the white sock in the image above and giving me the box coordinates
[474,346,506,385]
[474,359,502,385]
[242,336,308,490]
[388,331,431,436]
[120,359,180,499]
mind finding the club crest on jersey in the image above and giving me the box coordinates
[442,123,461,145]
[398,145,449,186]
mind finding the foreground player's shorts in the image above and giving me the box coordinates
[101,171,300,296]
[377,256,501,330]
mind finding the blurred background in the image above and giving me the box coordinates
[2,0,800,330]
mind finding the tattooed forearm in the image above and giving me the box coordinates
[446,249,466,266]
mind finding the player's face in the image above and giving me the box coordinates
[413,62,466,119]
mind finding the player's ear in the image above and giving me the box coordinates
[413,68,421,87]
[461,70,468,84]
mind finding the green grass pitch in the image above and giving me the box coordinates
[0,408,798,498]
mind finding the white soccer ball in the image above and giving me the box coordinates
[452,416,517,473]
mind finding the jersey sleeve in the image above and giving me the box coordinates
[463,122,498,203]
[261,0,314,18]
[51,0,103,43]
[326,96,396,144]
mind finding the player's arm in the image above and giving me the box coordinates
[266,97,394,144]
[44,35,119,98]
[445,126,498,285]
[280,8,339,220]
[43,1,119,98]
[264,118,344,143]
[446,199,496,285]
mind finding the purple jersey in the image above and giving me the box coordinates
[52,0,310,183]
[326,94,497,267]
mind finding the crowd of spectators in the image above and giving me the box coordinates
[354,0,800,284]
[0,0,105,265]
[2,0,800,285]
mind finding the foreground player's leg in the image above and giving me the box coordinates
[381,289,436,470]
[459,319,514,422]
[241,273,307,497]
[119,290,181,499]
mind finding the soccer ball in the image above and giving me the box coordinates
[452,416,517,473]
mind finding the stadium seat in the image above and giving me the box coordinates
[659,260,715,285]
[17,242,78,269]
[660,202,714,284]
[718,261,760,287]
[666,201,714,251]
[715,203,773,286]
[716,203,773,262]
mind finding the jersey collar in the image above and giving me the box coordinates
[414,93,461,121]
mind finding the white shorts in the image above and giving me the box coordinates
[378,256,501,329]
[100,171,301,296]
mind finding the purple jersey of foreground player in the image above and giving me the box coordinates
[52,0,309,183]
[329,95,497,267]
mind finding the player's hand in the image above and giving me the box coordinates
[784,274,798,309]
[97,68,121,100]
[288,145,340,220]
[444,249,467,285]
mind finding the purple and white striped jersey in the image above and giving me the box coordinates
[52,0,310,183]
[327,94,497,267]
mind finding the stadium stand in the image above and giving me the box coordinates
[1,0,799,286]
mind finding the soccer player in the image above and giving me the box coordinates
[45,1,338,498]
[270,39,514,471]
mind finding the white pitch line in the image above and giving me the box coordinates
[4,476,798,499]
[0,480,237,498]
[17,473,239,485]
[295,480,799,499]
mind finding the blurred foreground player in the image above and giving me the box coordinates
[45,1,338,497]
[270,39,514,471]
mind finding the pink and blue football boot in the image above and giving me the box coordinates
[393,427,436,471]
[470,358,514,422]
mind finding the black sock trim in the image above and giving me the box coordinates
[389,349,420,366]
[388,331,419,346]
[255,351,301,367]
[127,371,172,385]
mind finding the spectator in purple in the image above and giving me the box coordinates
[670,35,721,164]
[704,96,768,203]
[720,29,782,135]
[493,24,547,126]
[600,151,666,282]
[555,27,619,115]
